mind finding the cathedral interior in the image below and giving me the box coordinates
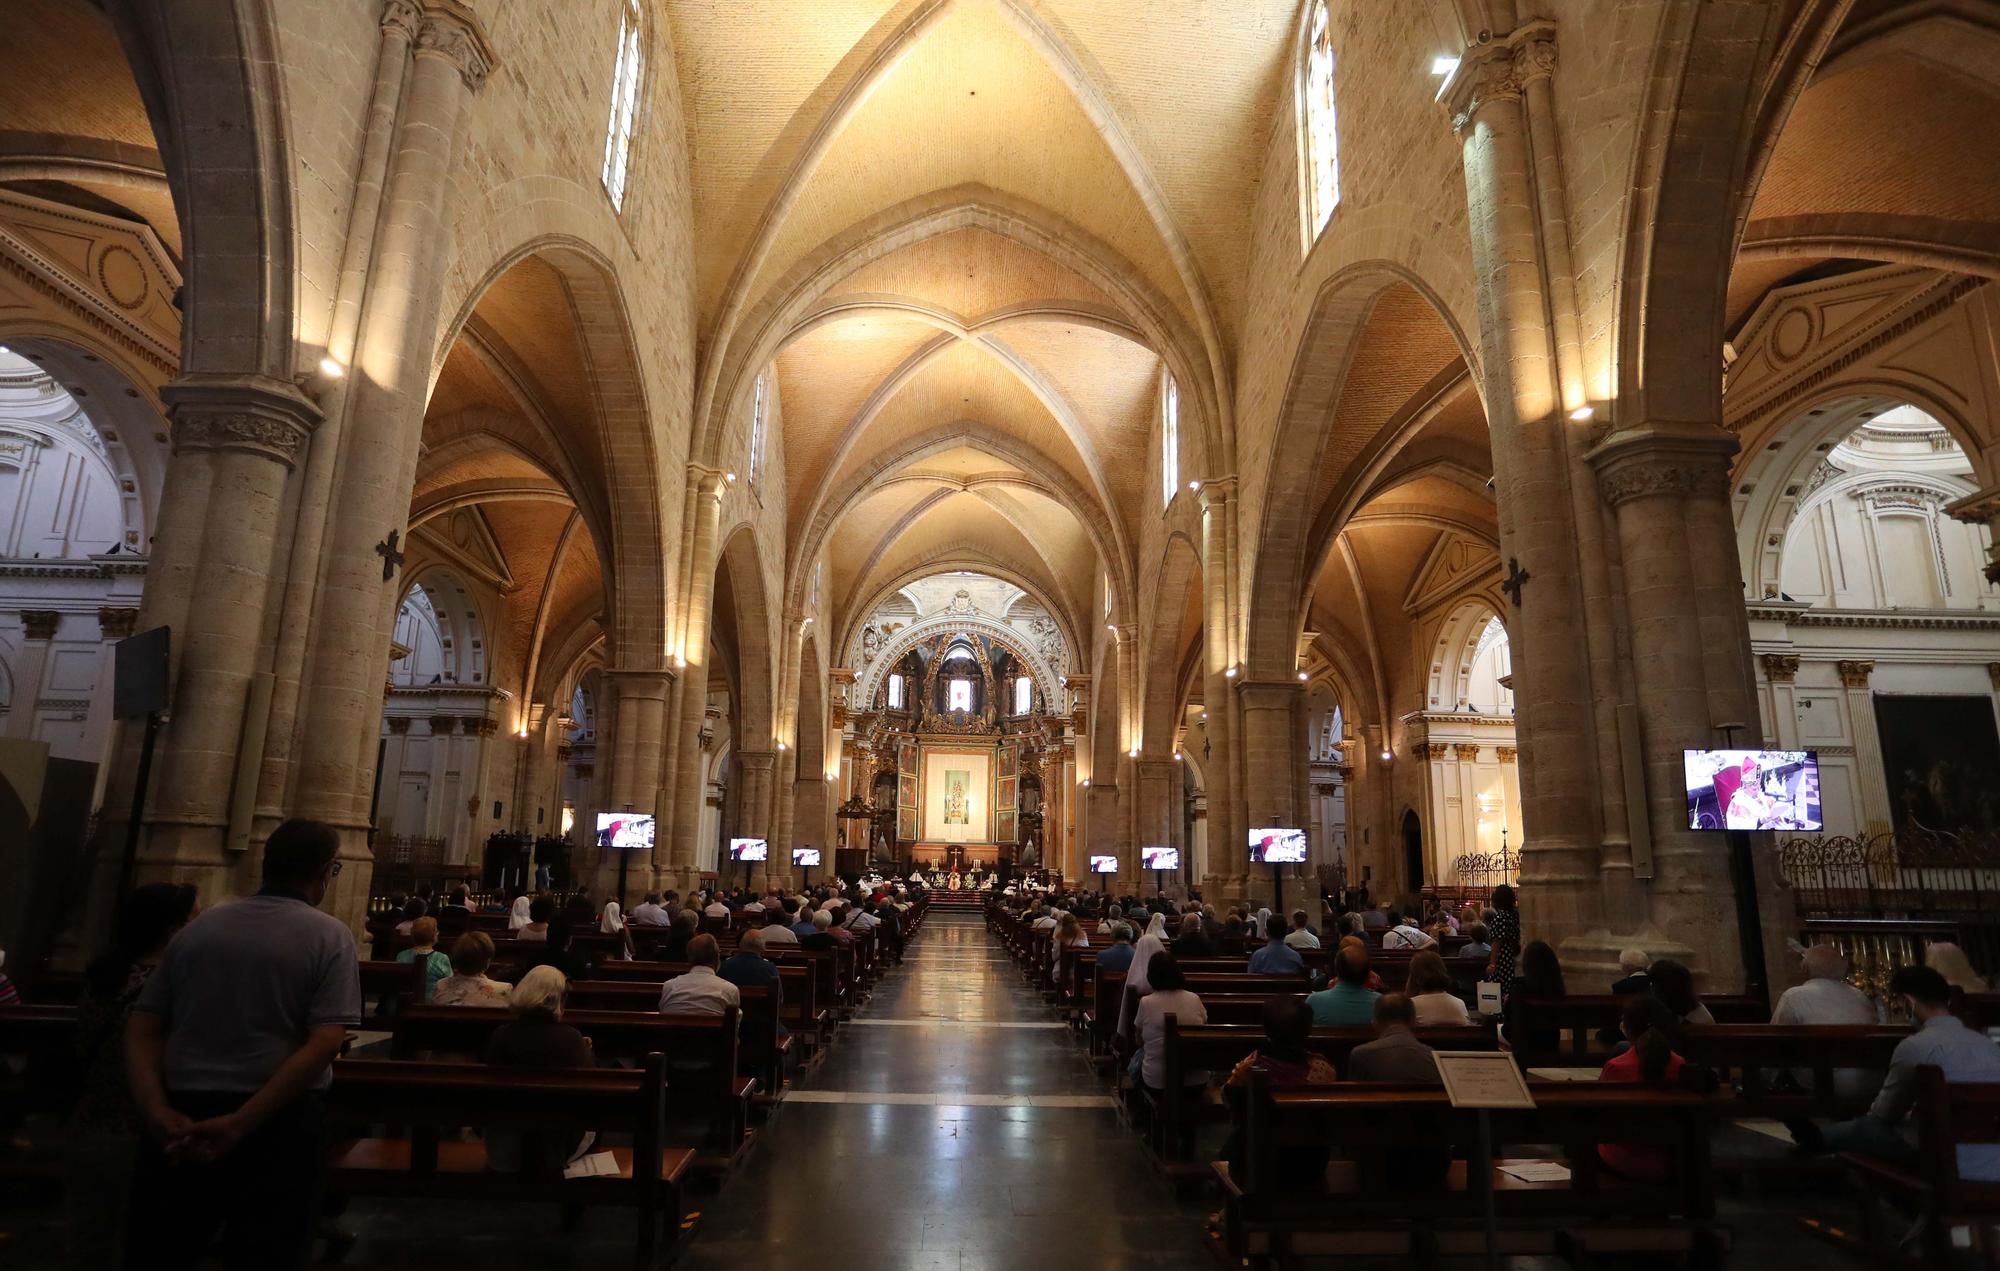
[1,1,1999,1267]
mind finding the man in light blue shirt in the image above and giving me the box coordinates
[1307,947,1380,1027]
[1248,925,1304,975]
[1817,964,2000,1180]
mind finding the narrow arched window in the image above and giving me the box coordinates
[749,370,769,488]
[601,0,645,211]
[1014,676,1032,716]
[887,674,904,710]
[1303,0,1339,239]
[1160,370,1180,507]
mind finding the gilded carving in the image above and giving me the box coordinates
[1760,653,1801,683]
[1836,660,1875,689]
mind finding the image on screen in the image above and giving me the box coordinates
[1249,827,1308,864]
[729,837,769,862]
[792,847,822,867]
[1140,846,1180,871]
[595,812,655,850]
[1089,854,1119,874]
[1685,749,1822,831]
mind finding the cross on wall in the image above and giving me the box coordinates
[1501,556,1531,608]
[375,529,406,582]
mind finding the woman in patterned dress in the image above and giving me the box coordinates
[1485,883,1521,992]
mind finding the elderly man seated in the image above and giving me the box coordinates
[657,934,741,1017]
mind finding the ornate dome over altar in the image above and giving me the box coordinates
[846,570,1073,714]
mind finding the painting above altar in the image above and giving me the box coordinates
[923,749,991,843]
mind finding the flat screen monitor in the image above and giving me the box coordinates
[728,837,769,862]
[792,847,822,867]
[1685,749,1822,831]
[1250,827,1308,864]
[1088,854,1119,874]
[595,812,655,850]
[1140,846,1180,872]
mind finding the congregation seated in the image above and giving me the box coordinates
[1456,923,1490,961]
[1379,909,1435,951]
[517,914,593,982]
[1097,922,1137,973]
[393,917,452,1002]
[1283,910,1320,951]
[1598,995,1694,1181]
[506,891,533,933]
[718,929,782,1027]
[657,935,739,1017]
[759,907,798,947]
[1406,950,1469,1026]
[482,965,594,1176]
[1771,944,1878,1102]
[1221,994,1337,1180]
[1247,919,1303,975]
[434,931,511,1007]
[597,901,636,960]
[515,895,555,943]
[1611,947,1652,997]
[628,892,669,927]
[1503,940,1566,1053]
[1134,952,1208,1097]
[702,894,731,925]
[1926,940,1990,994]
[1648,958,1713,1025]
[660,909,700,962]
[392,897,426,937]
[1349,994,1451,1189]
[1797,964,2000,1179]
[1172,913,1218,960]
[1306,946,1378,1027]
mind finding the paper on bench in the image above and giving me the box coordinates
[563,1151,620,1179]
[1497,1162,1571,1183]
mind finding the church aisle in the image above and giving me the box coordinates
[674,912,1216,1271]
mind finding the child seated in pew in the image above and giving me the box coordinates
[1221,995,1337,1181]
[1596,995,1717,1182]
[484,966,596,1175]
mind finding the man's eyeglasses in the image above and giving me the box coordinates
[327,860,343,878]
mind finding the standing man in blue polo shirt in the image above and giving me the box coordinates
[124,818,360,1270]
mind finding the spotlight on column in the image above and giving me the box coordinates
[1224,665,1239,678]
[1081,778,1090,788]
[1188,480,1202,492]
[1380,750,1393,762]
[673,655,687,668]
[1298,671,1309,681]
[1568,405,1595,422]
[1173,751,1181,761]
[1128,747,1139,758]
[725,471,737,482]
[1431,55,1460,76]
[517,727,530,739]
[777,741,787,751]
[318,356,345,378]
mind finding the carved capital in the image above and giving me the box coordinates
[1760,653,1801,683]
[386,716,412,735]
[415,1,497,91]
[162,374,320,469]
[1454,743,1482,762]
[427,714,458,736]
[1989,662,2000,691]
[1443,20,1556,132]
[21,609,61,641]
[1586,425,1739,509]
[556,745,573,762]
[1424,742,1452,760]
[1495,746,1517,764]
[381,0,423,40]
[1836,660,1875,689]
[96,606,140,640]
[474,716,501,737]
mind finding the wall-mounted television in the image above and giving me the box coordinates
[1140,846,1180,871]
[792,847,822,867]
[1088,854,1119,874]
[1685,749,1822,831]
[1250,827,1308,864]
[595,812,655,850]
[728,837,769,862]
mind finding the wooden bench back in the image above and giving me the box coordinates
[1506,994,1768,1065]
[1675,1024,1905,1118]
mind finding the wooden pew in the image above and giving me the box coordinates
[1219,1076,1734,1266]
[1675,1024,1905,1121]
[359,959,430,1013]
[1151,1019,1496,1167]
[1505,994,1769,1068]
[387,1005,753,1170]
[322,1055,694,1271]
[1807,1066,2000,1270]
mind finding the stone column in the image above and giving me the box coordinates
[1444,22,1613,940]
[1589,429,1788,990]
[84,607,141,804]
[1837,660,1894,835]
[290,3,494,925]
[1198,479,1241,899]
[1236,678,1305,903]
[767,613,807,887]
[1760,655,1801,748]
[596,668,668,893]
[732,748,775,888]
[7,610,60,740]
[141,380,320,895]
[664,469,726,889]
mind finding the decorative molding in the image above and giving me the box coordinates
[161,375,321,469]
[1442,20,1555,132]
[1496,746,1517,764]
[385,716,411,735]
[1595,456,1733,506]
[1745,606,2000,633]
[1453,743,1482,761]
[1989,662,2000,692]
[1836,660,1875,689]
[427,714,458,735]
[96,607,140,640]
[1759,653,1801,682]
[20,609,60,640]
[415,2,497,91]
